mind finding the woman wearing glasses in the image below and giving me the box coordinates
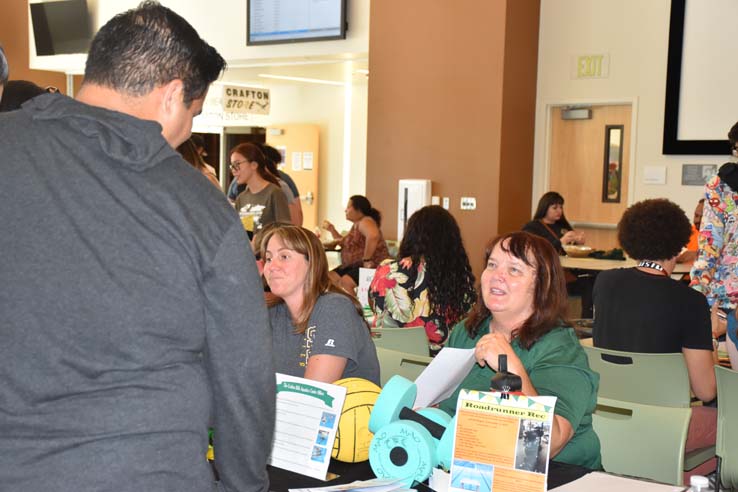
[261,225,380,385]
[230,143,290,240]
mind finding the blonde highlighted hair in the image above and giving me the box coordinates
[260,225,365,333]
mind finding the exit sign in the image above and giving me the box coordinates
[572,54,610,79]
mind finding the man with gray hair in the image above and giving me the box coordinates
[0,3,274,491]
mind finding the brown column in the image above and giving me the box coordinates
[367,0,540,279]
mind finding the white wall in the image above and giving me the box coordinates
[195,70,368,227]
[28,0,370,226]
[30,0,369,72]
[534,0,727,217]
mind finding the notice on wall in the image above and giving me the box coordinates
[292,152,303,171]
[450,390,556,492]
[643,166,667,185]
[221,85,270,115]
[303,152,314,170]
[682,164,717,186]
[269,373,347,480]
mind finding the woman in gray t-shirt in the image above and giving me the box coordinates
[260,225,380,385]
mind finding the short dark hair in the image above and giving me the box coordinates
[0,80,46,112]
[190,133,205,149]
[260,144,282,176]
[617,198,691,260]
[729,121,738,148]
[261,144,283,165]
[83,1,226,104]
[532,191,573,230]
[465,232,569,349]
[0,45,8,85]
[399,206,477,325]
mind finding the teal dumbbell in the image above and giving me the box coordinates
[368,375,456,486]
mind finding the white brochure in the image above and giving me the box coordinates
[269,373,347,480]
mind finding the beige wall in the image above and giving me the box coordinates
[534,0,721,218]
[0,0,70,92]
[366,0,540,277]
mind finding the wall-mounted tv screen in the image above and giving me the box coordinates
[30,0,93,56]
[247,0,347,46]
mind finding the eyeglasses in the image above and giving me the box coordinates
[229,159,248,172]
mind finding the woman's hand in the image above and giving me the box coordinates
[474,333,524,374]
[710,302,727,339]
[475,333,575,458]
[561,230,585,245]
[322,220,340,238]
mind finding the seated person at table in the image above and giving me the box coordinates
[592,198,717,481]
[524,191,592,318]
[523,191,585,255]
[369,206,476,354]
[261,225,380,385]
[323,195,390,293]
[440,232,601,470]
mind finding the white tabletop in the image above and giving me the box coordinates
[559,256,693,275]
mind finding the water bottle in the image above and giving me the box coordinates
[689,475,713,492]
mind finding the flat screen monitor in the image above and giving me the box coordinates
[247,0,347,46]
[30,0,92,56]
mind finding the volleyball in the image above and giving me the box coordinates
[332,377,382,463]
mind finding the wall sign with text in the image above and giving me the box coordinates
[221,85,270,115]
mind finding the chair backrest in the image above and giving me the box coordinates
[583,345,691,407]
[375,347,433,387]
[371,327,429,356]
[716,365,738,489]
[593,396,690,485]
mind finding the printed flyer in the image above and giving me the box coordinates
[449,390,557,492]
[270,373,347,480]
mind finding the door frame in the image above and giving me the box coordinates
[533,97,640,228]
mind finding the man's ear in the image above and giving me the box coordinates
[161,79,185,116]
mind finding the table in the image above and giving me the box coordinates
[559,256,693,275]
[268,459,593,491]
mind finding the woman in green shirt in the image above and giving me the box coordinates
[440,231,601,470]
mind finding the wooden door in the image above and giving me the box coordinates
[549,105,631,250]
[267,124,320,230]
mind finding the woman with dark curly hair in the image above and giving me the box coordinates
[592,198,717,482]
[368,206,476,354]
[439,231,601,469]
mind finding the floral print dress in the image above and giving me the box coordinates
[368,257,449,354]
[690,172,738,309]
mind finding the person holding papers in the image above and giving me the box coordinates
[261,225,381,385]
[439,232,601,470]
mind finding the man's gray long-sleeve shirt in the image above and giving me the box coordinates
[0,94,275,492]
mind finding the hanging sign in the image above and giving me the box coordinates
[221,85,270,115]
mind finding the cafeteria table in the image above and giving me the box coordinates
[268,459,593,491]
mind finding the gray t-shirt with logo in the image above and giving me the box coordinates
[269,293,380,385]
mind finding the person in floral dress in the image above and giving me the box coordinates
[369,206,476,354]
